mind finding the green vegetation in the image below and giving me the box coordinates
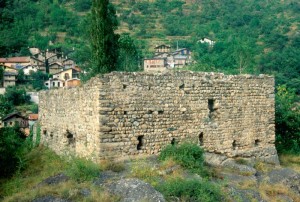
[0,126,27,178]
[0,86,33,118]
[30,71,49,90]
[0,146,115,202]
[0,66,4,86]
[157,178,222,202]
[275,85,300,153]
[117,33,141,72]
[3,86,30,106]
[159,142,205,171]
[66,158,100,182]
[90,0,119,75]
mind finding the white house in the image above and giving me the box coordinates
[198,38,215,47]
[44,78,65,89]
[20,65,38,75]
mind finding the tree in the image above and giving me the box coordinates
[90,0,119,75]
[0,95,13,119]
[30,71,48,90]
[0,65,3,87]
[4,86,30,106]
[0,126,26,178]
[275,85,300,154]
[117,33,140,72]
[17,69,26,84]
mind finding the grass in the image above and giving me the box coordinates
[254,161,274,173]
[157,177,223,202]
[259,182,300,202]
[99,160,126,173]
[1,146,67,197]
[66,157,100,182]
[0,146,117,202]
[2,181,117,202]
[279,153,300,172]
[2,143,299,202]
[127,159,161,187]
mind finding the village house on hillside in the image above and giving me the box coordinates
[144,44,193,72]
[44,67,81,89]
[0,112,29,129]
[0,47,81,92]
[0,48,77,76]
[0,65,18,88]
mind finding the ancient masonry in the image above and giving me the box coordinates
[39,71,279,164]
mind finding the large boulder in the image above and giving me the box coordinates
[105,178,165,202]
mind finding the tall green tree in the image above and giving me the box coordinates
[275,85,300,154]
[117,33,140,72]
[90,0,119,75]
[0,65,3,87]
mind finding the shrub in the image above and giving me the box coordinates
[66,158,100,182]
[159,142,205,171]
[0,127,27,178]
[157,178,222,202]
[4,86,30,106]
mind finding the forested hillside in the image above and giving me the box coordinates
[1,0,299,90]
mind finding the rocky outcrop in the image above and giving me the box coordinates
[104,178,165,202]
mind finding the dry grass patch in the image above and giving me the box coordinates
[259,182,300,202]
[2,181,117,202]
[99,160,126,173]
[0,146,67,197]
[254,161,274,173]
[0,146,115,202]
[237,179,257,190]
[279,154,300,172]
[128,160,161,187]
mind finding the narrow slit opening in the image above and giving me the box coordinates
[171,138,176,145]
[255,139,260,147]
[199,132,204,146]
[232,140,237,150]
[137,135,144,150]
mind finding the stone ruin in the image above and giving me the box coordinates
[39,71,279,165]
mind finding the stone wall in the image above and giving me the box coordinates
[39,77,101,160]
[39,71,278,164]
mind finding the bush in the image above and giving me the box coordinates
[0,127,27,178]
[4,86,30,106]
[159,142,205,171]
[157,178,222,202]
[66,158,100,182]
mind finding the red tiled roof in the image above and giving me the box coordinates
[28,114,38,120]
[0,57,30,63]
